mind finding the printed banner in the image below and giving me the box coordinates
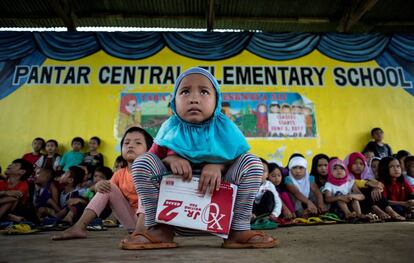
[117,92,316,139]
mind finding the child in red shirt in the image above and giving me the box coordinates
[379,156,414,220]
[0,159,33,221]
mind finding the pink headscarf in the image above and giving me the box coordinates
[343,152,373,180]
[327,159,349,186]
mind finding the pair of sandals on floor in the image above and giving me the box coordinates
[120,225,279,250]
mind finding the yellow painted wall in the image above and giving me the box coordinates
[1,47,413,170]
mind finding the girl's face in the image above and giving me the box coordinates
[291,166,306,179]
[32,140,43,152]
[175,74,217,124]
[351,158,365,175]
[332,165,346,179]
[388,159,402,178]
[45,142,57,155]
[125,100,137,114]
[89,139,99,151]
[317,159,329,176]
[268,168,282,186]
[258,104,267,113]
[371,160,380,179]
[121,131,148,163]
[93,171,107,183]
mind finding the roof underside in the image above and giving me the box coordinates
[0,0,413,33]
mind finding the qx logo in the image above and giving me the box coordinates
[201,203,226,230]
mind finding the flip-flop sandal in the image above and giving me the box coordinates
[102,219,119,227]
[292,217,317,226]
[3,224,41,235]
[222,231,279,249]
[86,225,107,231]
[119,232,178,250]
[308,216,337,225]
[320,213,346,223]
[251,218,278,230]
[272,217,293,227]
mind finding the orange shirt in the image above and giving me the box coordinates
[110,168,138,209]
[0,180,29,205]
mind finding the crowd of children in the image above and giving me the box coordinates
[0,135,128,229]
[1,67,413,251]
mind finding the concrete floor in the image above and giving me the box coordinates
[1,222,413,263]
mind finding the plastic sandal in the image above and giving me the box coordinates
[292,217,317,226]
[4,224,40,235]
[222,231,279,249]
[320,212,346,223]
[251,217,278,230]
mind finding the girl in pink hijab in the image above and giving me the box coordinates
[322,159,365,219]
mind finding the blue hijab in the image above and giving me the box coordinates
[154,67,250,164]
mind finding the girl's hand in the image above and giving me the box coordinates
[371,189,382,202]
[6,190,22,199]
[407,199,414,207]
[163,155,192,181]
[199,164,225,194]
[306,201,318,214]
[283,207,295,219]
[338,195,352,202]
[95,180,111,194]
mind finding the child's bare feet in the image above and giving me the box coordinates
[387,210,406,221]
[344,211,356,219]
[372,205,391,220]
[51,225,87,240]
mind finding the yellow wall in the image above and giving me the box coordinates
[1,47,413,170]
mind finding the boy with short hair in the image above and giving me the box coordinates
[0,159,33,221]
[404,156,414,187]
[59,137,85,172]
[363,127,393,158]
[22,137,45,166]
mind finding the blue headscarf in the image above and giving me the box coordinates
[154,67,250,164]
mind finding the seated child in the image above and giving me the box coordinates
[268,163,295,219]
[252,159,282,221]
[23,137,46,166]
[322,159,365,220]
[310,153,329,188]
[83,166,113,201]
[363,127,393,158]
[344,152,389,219]
[368,157,381,180]
[113,155,127,172]
[58,137,85,172]
[52,127,152,240]
[33,168,60,220]
[83,136,104,174]
[379,156,414,220]
[121,67,277,250]
[55,166,87,225]
[0,159,33,222]
[285,156,326,217]
[36,139,61,172]
[396,150,411,176]
[404,156,414,187]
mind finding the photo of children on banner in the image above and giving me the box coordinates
[121,67,278,250]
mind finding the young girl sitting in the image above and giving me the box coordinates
[285,156,326,217]
[252,159,282,221]
[310,154,329,188]
[121,67,277,250]
[344,152,390,220]
[379,156,414,220]
[52,127,153,240]
[268,163,295,219]
[322,159,365,220]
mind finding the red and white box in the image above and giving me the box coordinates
[155,174,237,238]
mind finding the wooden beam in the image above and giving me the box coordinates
[338,0,378,32]
[207,0,215,32]
[47,0,78,31]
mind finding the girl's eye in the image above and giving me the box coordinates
[201,90,210,95]
[180,89,189,95]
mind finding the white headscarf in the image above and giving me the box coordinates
[288,156,310,198]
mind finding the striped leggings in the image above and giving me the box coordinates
[131,152,263,231]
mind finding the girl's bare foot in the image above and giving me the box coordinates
[345,212,356,219]
[386,210,406,221]
[372,205,391,220]
[51,225,87,240]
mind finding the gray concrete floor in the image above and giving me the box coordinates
[1,222,414,263]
